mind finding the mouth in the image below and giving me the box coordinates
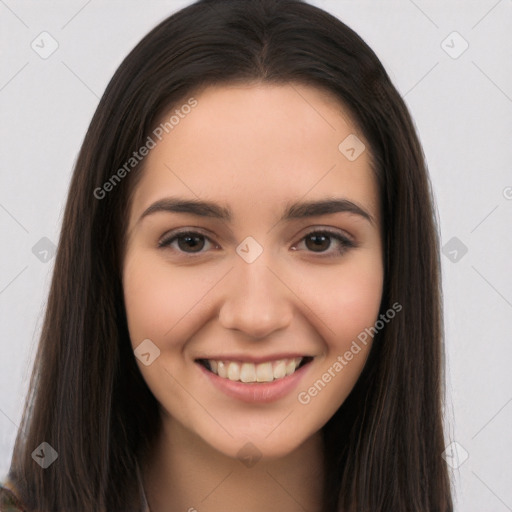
[196,356,314,383]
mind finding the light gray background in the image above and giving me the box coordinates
[1,1,511,511]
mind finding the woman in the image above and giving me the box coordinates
[1,0,453,510]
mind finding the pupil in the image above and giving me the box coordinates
[306,234,330,252]
[178,235,204,252]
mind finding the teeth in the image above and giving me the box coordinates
[273,360,286,379]
[203,357,305,383]
[217,361,227,378]
[256,362,273,382]
[286,359,297,376]
[227,362,240,381]
[240,363,257,383]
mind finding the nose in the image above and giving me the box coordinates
[218,257,294,339]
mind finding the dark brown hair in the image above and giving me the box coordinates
[5,0,452,510]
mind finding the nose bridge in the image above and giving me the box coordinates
[218,252,293,338]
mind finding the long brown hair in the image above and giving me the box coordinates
[5,0,452,510]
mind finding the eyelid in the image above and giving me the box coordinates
[297,226,356,244]
[157,227,217,249]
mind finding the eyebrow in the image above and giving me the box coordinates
[137,197,375,225]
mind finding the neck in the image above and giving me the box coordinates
[140,418,325,512]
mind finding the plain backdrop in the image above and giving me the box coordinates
[1,1,511,511]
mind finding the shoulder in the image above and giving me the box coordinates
[0,481,26,512]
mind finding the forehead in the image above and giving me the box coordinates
[128,82,379,228]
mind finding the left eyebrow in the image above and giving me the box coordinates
[282,198,375,225]
[136,196,375,226]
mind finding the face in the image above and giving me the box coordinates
[122,83,384,461]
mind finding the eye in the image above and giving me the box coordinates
[158,230,219,254]
[158,228,356,258]
[291,229,356,257]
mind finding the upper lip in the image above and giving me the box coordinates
[195,353,312,364]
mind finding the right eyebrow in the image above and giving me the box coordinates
[137,197,231,224]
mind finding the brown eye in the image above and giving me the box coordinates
[158,231,216,254]
[176,234,205,252]
[305,233,331,252]
[292,229,356,257]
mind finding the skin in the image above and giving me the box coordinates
[122,82,384,512]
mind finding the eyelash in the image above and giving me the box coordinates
[157,228,356,258]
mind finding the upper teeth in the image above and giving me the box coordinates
[206,357,303,383]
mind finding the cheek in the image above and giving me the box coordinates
[294,259,384,348]
[122,253,221,347]
[122,254,181,345]
[337,268,383,334]
[295,260,383,418]
[294,268,383,427]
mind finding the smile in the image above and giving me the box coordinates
[197,357,313,383]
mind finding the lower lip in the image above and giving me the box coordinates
[197,361,312,403]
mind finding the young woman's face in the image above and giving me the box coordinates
[122,83,384,460]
